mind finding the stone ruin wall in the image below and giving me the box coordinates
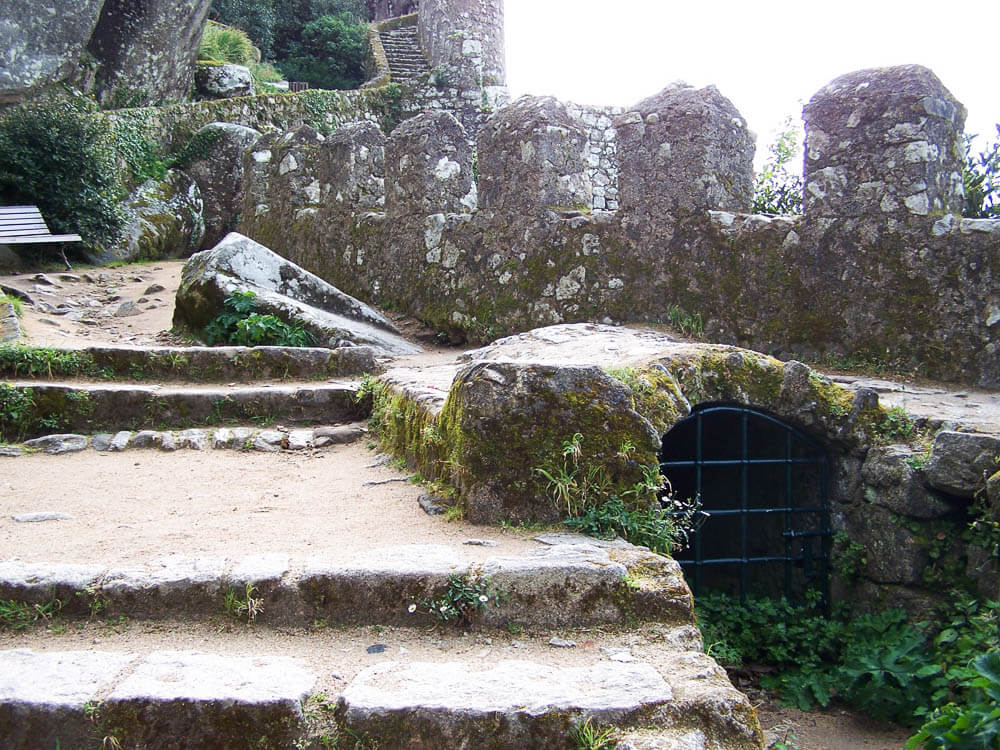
[237,63,999,388]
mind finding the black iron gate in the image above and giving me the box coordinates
[658,404,831,602]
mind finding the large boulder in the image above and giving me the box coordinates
[0,0,105,103]
[183,122,262,250]
[174,232,420,355]
[86,170,205,265]
[88,0,214,107]
[194,63,254,100]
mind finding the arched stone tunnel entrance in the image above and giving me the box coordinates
[659,404,832,601]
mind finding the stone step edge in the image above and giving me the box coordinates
[2,422,368,456]
[0,649,762,750]
[0,539,695,630]
[0,343,391,383]
[1,382,368,442]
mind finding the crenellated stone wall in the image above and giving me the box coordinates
[237,63,999,388]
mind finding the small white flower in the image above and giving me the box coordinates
[479,594,489,602]
[440,605,449,612]
[408,604,417,613]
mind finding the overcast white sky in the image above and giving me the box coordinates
[503,0,997,168]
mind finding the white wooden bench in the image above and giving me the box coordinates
[0,205,82,245]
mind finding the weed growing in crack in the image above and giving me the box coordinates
[223,583,264,622]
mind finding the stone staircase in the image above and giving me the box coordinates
[379,22,431,85]
[0,342,764,749]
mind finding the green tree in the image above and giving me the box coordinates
[277,12,368,90]
[752,117,803,215]
[962,125,1000,219]
[272,0,370,59]
[0,101,125,251]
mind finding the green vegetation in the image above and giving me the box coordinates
[752,117,803,215]
[210,0,370,89]
[0,293,24,318]
[664,304,704,338]
[963,124,1000,219]
[200,20,259,66]
[0,344,96,378]
[223,582,264,622]
[277,13,368,91]
[570,717,616,750]
[203,290,317,347]
[0,596,63,630]
[697,590,1000,742]
[536,434,701,555]
[413,572,502,627]
[907,651,1000,749]
[0,98,125,251]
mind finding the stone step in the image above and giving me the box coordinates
[0,646,762,749]
[0,380,366,441]
[0,537,694,630]
[0,343,388,383]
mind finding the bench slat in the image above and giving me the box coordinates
[0,204,81,245]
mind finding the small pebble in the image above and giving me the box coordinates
[548,638,577,649]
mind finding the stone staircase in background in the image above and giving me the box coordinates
[0,343,764,749]
[379,22,432,85]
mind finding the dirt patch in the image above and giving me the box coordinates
[756,698,912,749]
[0,442,545,566]
[2,261,187,349]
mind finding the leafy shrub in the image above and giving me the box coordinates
[963,125,1000,219]
[698,590,1000,733]
[752,118,803,215]
[200,20,259,66]
[203,291,317,347]
[907,650,1000,749]
[277,13,367,90]
[0,100,125,250]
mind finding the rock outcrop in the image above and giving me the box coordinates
[0,0,212,107]
[182,122,262,250]
[86,171,205,265]
[174,232,420,355]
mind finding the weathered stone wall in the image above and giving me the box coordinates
[237,63,998,387]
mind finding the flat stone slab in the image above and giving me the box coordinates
[0,649,137,749]
[0,541,687,628]
[340,660,674,746]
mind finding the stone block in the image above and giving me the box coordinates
[803,65,966,219]
[0,649,136,750]
[478,96,591,214]
[926,431,1000,498]
[861,445,953,518]
[386,111,476,217]
[103,651,314,748]
[614,83,754,218]
[339,660,674,748]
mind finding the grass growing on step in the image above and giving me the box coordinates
[0,343,97,378]
[570,717,617,750]
[411,572,502,628]
[0,597,63,630]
